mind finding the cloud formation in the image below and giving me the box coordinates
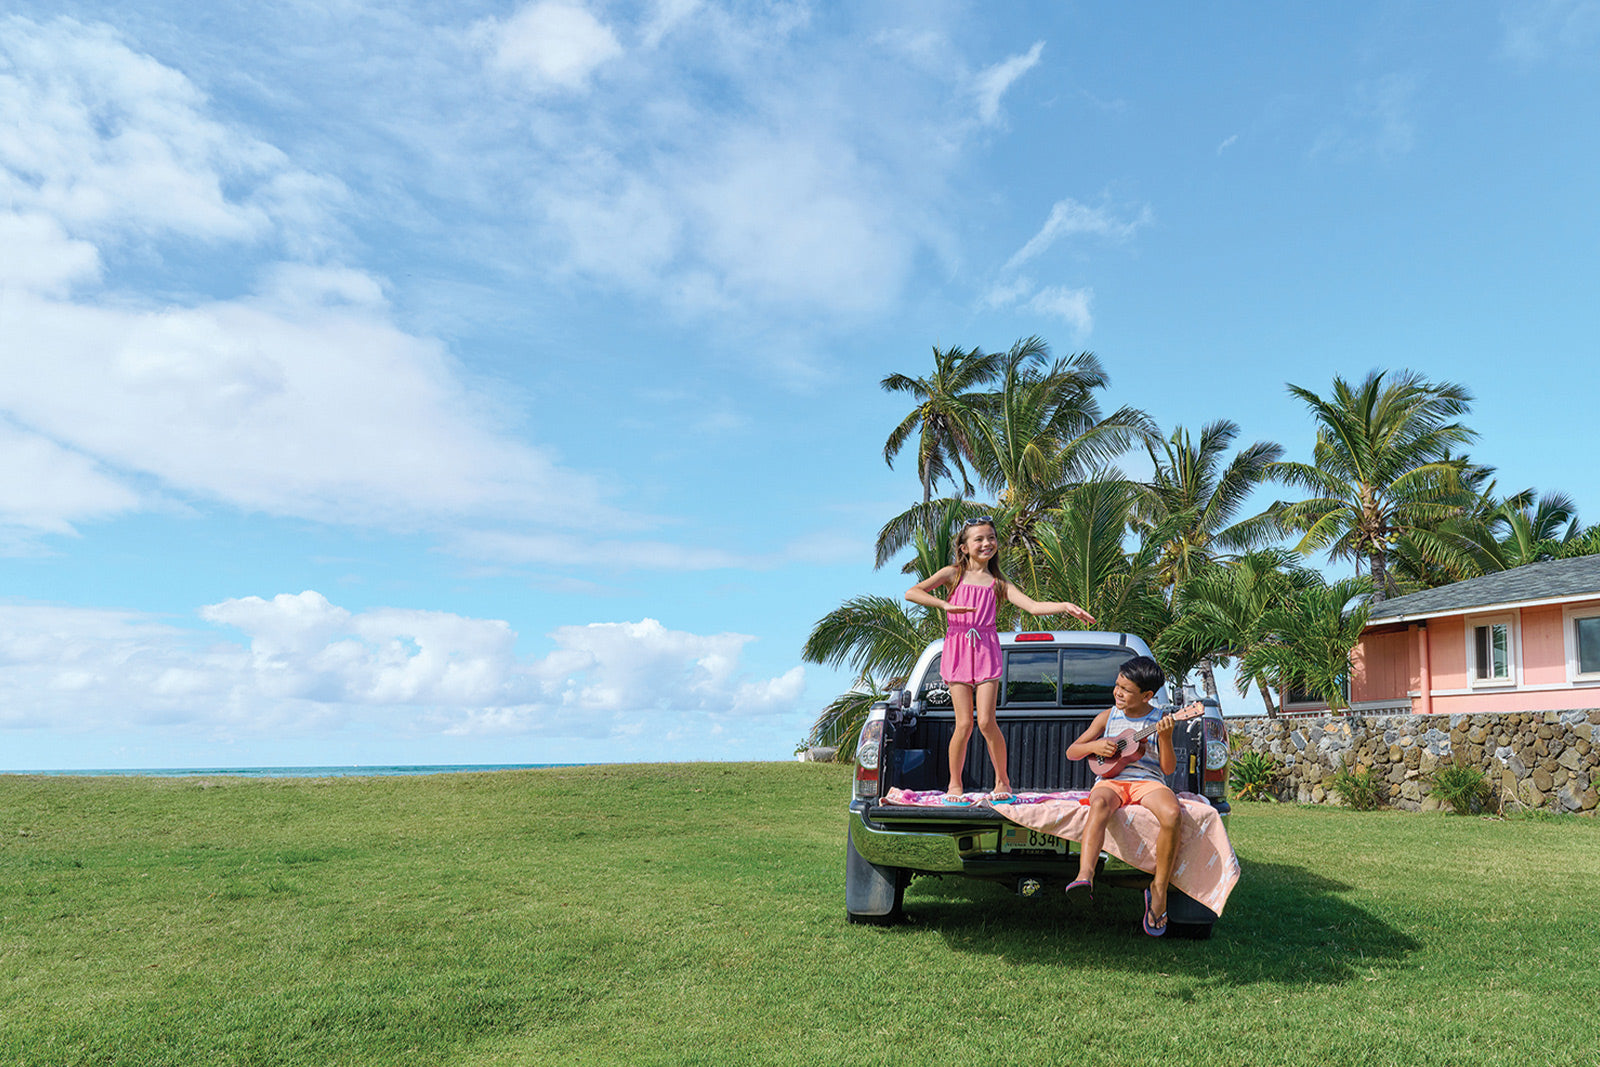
[1500,0,1600,63]
[1309,73,1420,161]
[973,41,1045,125]
[0,17,610,540]
[982,197,1150,338]
[1004,197,1153,272]
[479,1,623,92]
[0,592,806,746]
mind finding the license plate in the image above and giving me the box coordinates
[1000,826,1068,853]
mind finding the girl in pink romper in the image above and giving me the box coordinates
[906,517,1096,802]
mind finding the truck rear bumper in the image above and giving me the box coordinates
[848,806,969,872]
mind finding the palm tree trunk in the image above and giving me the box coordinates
[1259,679,1277,718]
[1370,547,1389,601]
[1197,657,1220,701]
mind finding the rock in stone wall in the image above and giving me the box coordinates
[1226,709,1600,814]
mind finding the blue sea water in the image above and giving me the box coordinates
[1,764,586,778]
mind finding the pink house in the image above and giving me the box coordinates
[1332,555,1600,716]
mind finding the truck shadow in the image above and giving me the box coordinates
[898,859,1419,986]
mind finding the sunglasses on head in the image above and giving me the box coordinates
[962,515,994,527]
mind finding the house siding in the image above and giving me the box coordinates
[1351,629,1411,703]
[1429,616,1467,692]
[1521,603,1568,686]
[1341,594,1600,717]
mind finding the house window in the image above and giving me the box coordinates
[1563,607,1600,683]
[1467,615,1516,687]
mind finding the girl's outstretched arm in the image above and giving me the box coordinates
[905,566,973,614]
[1002,586,1096,624]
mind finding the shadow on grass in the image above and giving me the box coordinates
[893,859,1419,987]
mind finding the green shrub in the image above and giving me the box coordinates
[1431,758,1497,815]
[1229,749,1280,802]
[1329,761,1384,811]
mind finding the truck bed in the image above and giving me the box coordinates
[884,708,1199,796]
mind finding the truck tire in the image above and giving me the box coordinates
[1165,886,1217,939]
[845,828,906,925]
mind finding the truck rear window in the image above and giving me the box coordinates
[1004,646,1133,706]
[1057,646,1131,705]
[918,646,1135,708]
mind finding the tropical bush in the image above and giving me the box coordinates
[1329,761,1384,811]
[1229,749,1281,802]
[1430,758,1497,815]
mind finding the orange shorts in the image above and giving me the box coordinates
[1091,778,1171,807]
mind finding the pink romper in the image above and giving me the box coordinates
[941,579,1001,685]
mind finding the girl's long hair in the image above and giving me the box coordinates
[954,522,1007,599]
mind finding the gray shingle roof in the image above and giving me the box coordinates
[1368,554,1600,621]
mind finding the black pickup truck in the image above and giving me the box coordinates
[845,630,1232,935]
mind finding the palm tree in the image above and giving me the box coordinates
[803,675,889,754]
[1243,575,1374,713]
[800,591,946,755]
[801,517,957,753]
[802,593,943,688]
[1136,420,1283,696]
[880,344,1001,526]
[1384,453,1501,592]
[1485,490,1585,569]
[874,341,1153,582]
[1160,550,1320,717]
[1273,370,1477,599]
[968,345,1153,572]
[1027,478,1173,643]
[1396,482,1592,586]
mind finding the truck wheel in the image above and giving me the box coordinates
[1165,886,1217,939]
[1168,922,1213,940]
[845,829,906,925]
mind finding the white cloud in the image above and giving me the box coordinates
[1309,73,1419,161]
[0,418,141,537]
[0,280,611,530]
[1501,0,1600,63]
[449,526,871,572]
[981,275,1036,309]
[1028,285,1094,336]
[0,15,329,245]
[1004,197,1153,272]
[480,1,623,92]
[973,41,1044,125]
[0,593,806,741]
[0,213,99,293]
[641,0,705,49]
[677,132,908,313]
[461,5,989,323]
[0,16,613,540]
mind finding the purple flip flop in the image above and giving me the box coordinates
[1142,888,1167,937]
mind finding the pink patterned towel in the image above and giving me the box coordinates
[880,787,1240,916]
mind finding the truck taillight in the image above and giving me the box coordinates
[1202,717,1229,799]
[854,719,884,801]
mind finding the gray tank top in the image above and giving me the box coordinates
[1100,706,1169,782]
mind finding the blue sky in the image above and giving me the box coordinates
[2,1,1597,769]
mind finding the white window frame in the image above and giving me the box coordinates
[1465,613,1518,689]
[1562,605,1600,684]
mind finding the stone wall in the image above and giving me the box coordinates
[1227,709,1600,814]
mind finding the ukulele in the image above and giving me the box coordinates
[1085,702,1206,778]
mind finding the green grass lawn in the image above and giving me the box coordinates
[3,763,1597,1066]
